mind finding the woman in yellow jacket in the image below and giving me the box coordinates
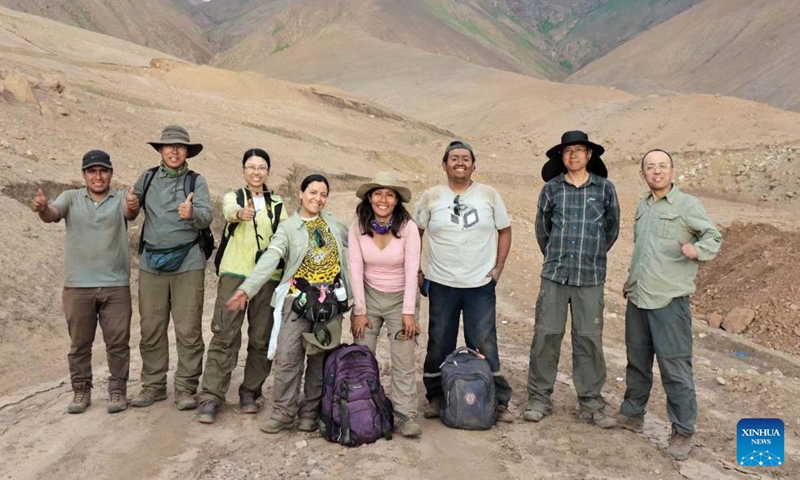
[198,148,287,424]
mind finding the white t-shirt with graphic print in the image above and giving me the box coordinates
[414,182,511,288]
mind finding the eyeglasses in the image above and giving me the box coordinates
[562,146,588,156]
[163,144,187,152]
[643,163,673,172]
[244,165,269,173]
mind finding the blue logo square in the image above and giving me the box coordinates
[737,418,784,467]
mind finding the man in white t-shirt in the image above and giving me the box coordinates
[414,140,513,423]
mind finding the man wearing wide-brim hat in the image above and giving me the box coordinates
[525,130,620,427]
[126,125,212,411]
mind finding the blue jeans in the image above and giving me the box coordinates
[422,280,512,406]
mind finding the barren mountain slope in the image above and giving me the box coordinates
[3,5,800,480]
[0,0,214,63]
[243,22,800,162]
[0,5,452,396]
[500,0,703,71]
[204,0,565,80]
[569,0,800,111]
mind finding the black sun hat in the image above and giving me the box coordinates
[542,130,608,182]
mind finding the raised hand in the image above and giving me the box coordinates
[178,192,194,220]
[32,188,48,212]
[239,198,256,221]
[125,186,139,211]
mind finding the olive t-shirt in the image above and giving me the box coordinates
[52,188,130,287]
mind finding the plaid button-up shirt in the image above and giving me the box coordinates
[535,173,620,287]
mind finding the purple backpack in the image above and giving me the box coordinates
[319,344,394,446]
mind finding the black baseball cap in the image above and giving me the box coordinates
[82,150,112,170]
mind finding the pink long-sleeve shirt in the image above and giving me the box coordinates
[347,219,421,316]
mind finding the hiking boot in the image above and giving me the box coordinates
[67,383,92,414]
[238,387,259,415]
[578,408,617,429]
[423,398,442,419]
[667,427,692,461]
[197,400,217,424]
[396,415,422,437]
[298,417,318,432]
[522,407,548,423]
[496,405,514,423]
[131,388,167,408]
[260,417,296,434]
[617,413,644,434]
[107,391,128,414]
[175,390,198,411]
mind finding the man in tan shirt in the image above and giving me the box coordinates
[620,149,722,461]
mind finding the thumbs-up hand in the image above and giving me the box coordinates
[179,192,194,220]
[125,186,139,211]
[32,188,48,212]
[679,239,699,260]
[239,198,256,221]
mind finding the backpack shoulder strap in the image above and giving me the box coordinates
[140,166,159,210]
[184,170,199,197]
[138,166,159,254]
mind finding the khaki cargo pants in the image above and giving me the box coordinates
[200,276,277,405]
[138,269,205,394]
[355,284,418,419]
[269,298,343,423]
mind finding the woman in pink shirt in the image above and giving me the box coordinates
[348,172,422,437]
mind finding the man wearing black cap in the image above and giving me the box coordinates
[32,150,135,414]
[126,125,212,411]
[525,131,620,427]
[414,140,514,423]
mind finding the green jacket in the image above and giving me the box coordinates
[239,209,351,307]
[218,188,287,280]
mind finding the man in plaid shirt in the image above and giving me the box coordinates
[525,131,620,428]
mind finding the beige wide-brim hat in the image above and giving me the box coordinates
[147,125,204,158]
[355,172,412,203]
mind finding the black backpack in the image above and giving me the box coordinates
[440,347,497,430]
[138,166,215,260]
[213,188,284,276]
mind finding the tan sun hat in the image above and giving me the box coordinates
[147,125,204,158]
[355,172,412,203]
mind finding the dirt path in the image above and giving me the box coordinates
[1,276,798,479]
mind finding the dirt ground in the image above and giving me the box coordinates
[2,6,800,480]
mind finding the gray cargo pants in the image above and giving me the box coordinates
[527,278,607,413]
[620,296,697,436]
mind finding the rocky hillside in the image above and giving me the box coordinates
[0,0,214,63]
[499,0,702,72]
[570,0,800,111]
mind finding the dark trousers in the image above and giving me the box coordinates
[422,280,512,406]
[621,297,697,436]
[62,286,132,393]
[200,276,277,406]
[527,279,607,413]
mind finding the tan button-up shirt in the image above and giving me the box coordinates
[626,185,722,309]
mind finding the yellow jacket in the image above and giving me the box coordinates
[218,188,287,280]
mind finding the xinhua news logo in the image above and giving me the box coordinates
[737,418,784,467]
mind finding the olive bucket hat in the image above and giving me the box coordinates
[147,125,204,158]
